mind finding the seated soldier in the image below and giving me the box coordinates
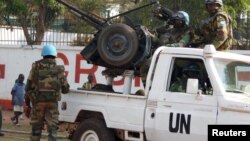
[140,11,193,87]
[82,74,95,89]
[170,63,201,92]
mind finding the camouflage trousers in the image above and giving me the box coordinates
[30,102,59,141]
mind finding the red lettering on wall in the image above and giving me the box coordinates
[57,52,142,87]
[57,53,69,76]
[75,54,98,83]
[113,76,141,87]
[0,64,5,79]
[113,77,125,85]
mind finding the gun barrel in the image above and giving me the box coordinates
[56,0,108,30]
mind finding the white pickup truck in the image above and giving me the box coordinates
[59,45,250,141]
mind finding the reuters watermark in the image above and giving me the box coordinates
[208,125,249,140]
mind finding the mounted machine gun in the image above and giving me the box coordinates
[56,0,173,75]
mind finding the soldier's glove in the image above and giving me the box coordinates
[24,106,31,118]
[62,84,70,94]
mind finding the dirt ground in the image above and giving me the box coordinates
[1,109,69,141]
[2,109,30,126]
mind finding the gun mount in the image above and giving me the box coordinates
[57,0,173,76]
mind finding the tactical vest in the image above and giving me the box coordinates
[203,11,233,50]
[34,59,62,102]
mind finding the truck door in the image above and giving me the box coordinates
[145,56,217,141]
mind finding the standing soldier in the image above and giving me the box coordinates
[25,44,70,141]
[0,106,4,136]
[194,0,233,50]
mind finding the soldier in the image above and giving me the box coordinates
[0,106,4,136]
[170,63,201,92]
[140,11,192,86]
[82,74,95,89]
[25,44,70,141]
[157,10,192,47]
[194,0,233,50]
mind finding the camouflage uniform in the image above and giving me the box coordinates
[82,82,93,89]
[157,26,192,47]
[169,78,186,92]
[170,63,201,93]
[140,11,192,86]
[82,74,95,89]
[0,105,4,136]
[25,58,69,141]
[140,28,192,85]
[195,0,233,50]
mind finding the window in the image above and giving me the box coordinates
[214,58,250,94]
[168,58,212,95]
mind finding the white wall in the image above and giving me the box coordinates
[0,45,143,100]
[1,45,250,100]
[0,26,93,45]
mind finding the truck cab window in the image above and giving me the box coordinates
[168,58,212,95]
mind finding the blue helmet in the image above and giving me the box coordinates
[41,44,57,57]
[172,11,190,26]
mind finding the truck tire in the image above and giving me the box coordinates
[97,23,139,67]
[72,119,115,141]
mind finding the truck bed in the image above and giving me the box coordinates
[59,89,147,131]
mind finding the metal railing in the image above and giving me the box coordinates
[0,18,94,46]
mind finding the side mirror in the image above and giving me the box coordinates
[186,78,199,94]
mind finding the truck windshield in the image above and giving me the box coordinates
[214,58,250,94]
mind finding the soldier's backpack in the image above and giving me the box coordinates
[34,60,64,101]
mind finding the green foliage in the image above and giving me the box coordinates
[0,0,250,47]
[0,0,62,45]
[61,0,105,33]
[137,0,250,49]
[1,0,27,16]
[138,0,250,28]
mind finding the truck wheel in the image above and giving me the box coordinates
[97,23,138,67]
[72,119,115,141]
